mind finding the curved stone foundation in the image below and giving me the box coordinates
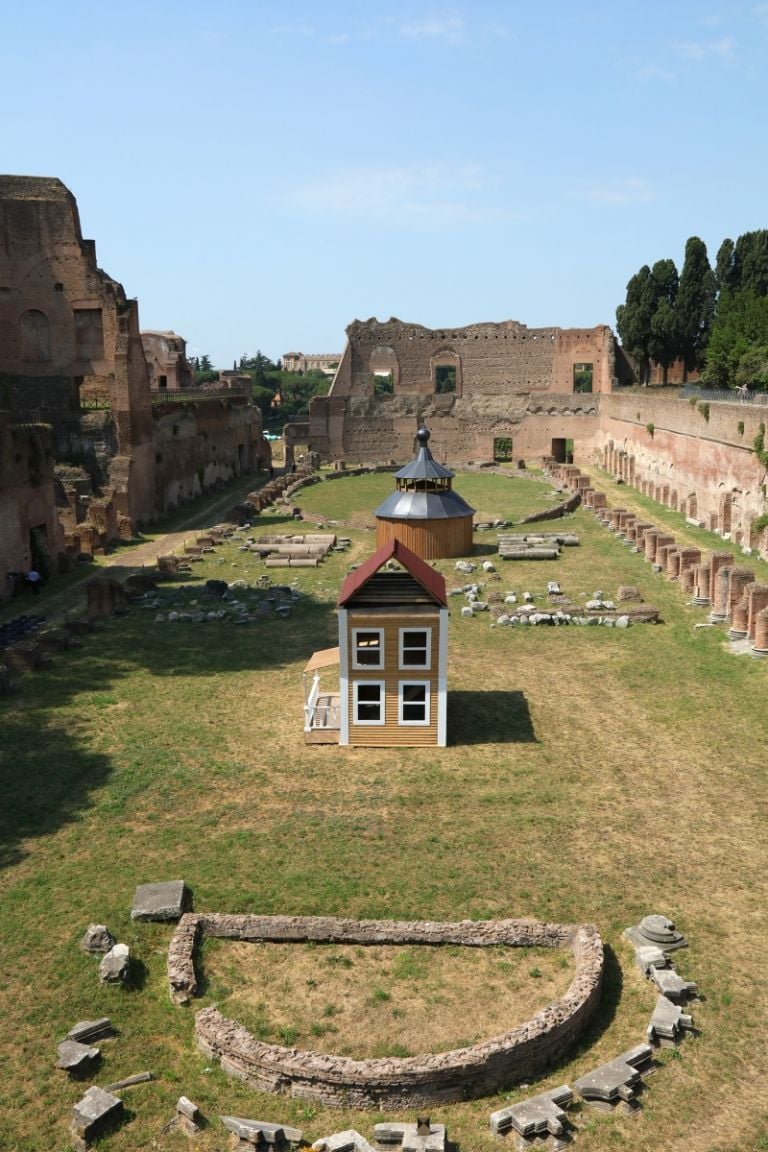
[169,914,603,1109]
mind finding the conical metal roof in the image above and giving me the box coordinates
[374,425,475,521]
[395,425,455,480]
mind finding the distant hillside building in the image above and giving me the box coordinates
[283,351,341,375]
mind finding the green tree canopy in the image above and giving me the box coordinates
[677,237,716,379]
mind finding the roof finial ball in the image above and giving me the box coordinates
[417,424,431,445]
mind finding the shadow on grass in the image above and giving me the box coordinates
[0,709,113,871]
[0,585,338,871]
[571,942,623,1055]
[447,690,537,744]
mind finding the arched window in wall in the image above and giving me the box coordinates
[20,310,50,361]
[431,348,461,395]
[369,345,399,394]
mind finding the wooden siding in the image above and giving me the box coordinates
[346,610,441,746]
[376,516,473,560]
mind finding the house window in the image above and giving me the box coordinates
[352,628,384,668]
[399,628,431,669]
[353,680,385,725]
[399,681,430,725]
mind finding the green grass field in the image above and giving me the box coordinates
[2,468,768,1151]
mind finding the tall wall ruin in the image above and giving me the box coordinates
[309,317,616,463]
[0,176,269,594]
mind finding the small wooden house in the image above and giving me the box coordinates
[336,538,448,747]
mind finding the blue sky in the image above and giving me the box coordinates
[2,1,766,366]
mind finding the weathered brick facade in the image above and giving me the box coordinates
[308,317,614,463]
[0,176,269,594]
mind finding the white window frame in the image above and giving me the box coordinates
[353,680,386,725]
[398,627,431,670]
[352,628,384,670]
[398,680,431,726]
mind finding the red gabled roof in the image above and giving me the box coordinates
[337,538,447,607]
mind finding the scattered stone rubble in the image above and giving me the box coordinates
[573,1044,653,1113]
[374,1118,445,1151]
[490,1085,573,1147]
[79,924,115,954]
[221,1115,303,1148]
[67,1017,115,1043]
[56,1040,101,1077]
[173,1096,202,1136]
[98,942,130,985]
[70,1085,124,1150]
[311,1131,374,1152]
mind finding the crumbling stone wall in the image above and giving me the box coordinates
[141,331,193,391]
[309,318,614,462]
[169,913,603,1109]
[153,396,270,512]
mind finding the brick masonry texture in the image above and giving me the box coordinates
[167,914,604,1109]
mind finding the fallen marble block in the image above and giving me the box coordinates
[67,1017,115,1043]
[99,943,130,985]
[221,1115,303,1147]
[648,995,695,1046]
[71,1086,124,1148]
[649,965,698,1002]
[490,1085,573,1141]
[80,924,115,954]
[131,879,189,921]
[574,1043,653,1112]
[634,944,669,975]
[374,1117,445,1150]
[624,914,688,954]
[311,1132,375,1152]
[56,1040,101,1077]
[174,1095,202,1136]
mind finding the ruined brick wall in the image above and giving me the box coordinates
[141,331,193,391]
[310,318,615,462]
[153,397,270,513]
[597,393,768,545]
[0,411,64,593]
[0,176,156,529]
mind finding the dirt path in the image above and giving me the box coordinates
[14,472,273,625]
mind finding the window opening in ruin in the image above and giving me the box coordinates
[158,374,168,389]
[29,524,49,579]
[434,365,456,393]
[565,439,574,463]
[373,372,394,396]
[573,363,593,393]
[74,308,105,360]
[20,310,51,361]
[494,437,513,462]
[551,438,566,464]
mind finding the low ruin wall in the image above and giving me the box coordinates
[168,913,603,1109]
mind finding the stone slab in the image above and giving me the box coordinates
[79,924,115,954]
[311,1132,375,1152]
[56,1040,100,1074]
[99,942,130,984]
[574,1044,652,1107]
[221,1115,302,1145]
[71,1085,124,1138]
[131,879,188,921]
[374,1120,446,1150]
[490,1085,572,1137]
[67,1017,115,1043]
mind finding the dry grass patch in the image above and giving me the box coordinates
[203,941,574,1058]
